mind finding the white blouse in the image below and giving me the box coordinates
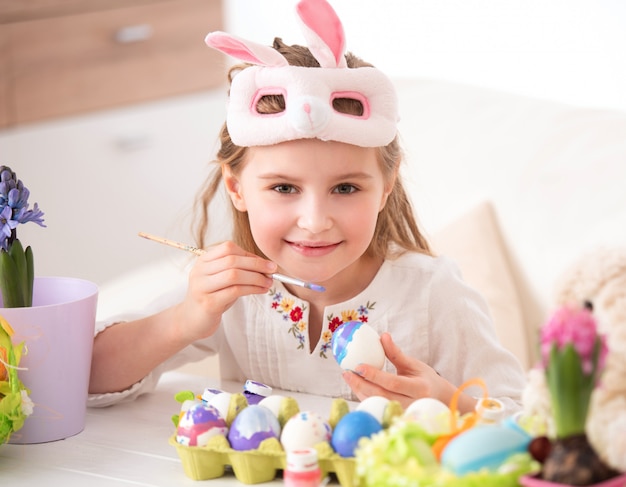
[88,252,526,412]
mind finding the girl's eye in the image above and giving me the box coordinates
[272,184,296,194]
[334,184,357,194]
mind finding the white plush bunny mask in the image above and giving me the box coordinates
[205,0,398,148]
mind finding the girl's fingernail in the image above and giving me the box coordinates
[266,261,278,271]
[354,366,365,376]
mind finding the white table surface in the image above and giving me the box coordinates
[1,372,346,486]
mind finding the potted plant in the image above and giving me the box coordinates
[0,165,46,308]
[0,165,98,444]
[0,165,42,443]
[523,305,619,486]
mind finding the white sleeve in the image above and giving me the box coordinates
[87,287,217,408]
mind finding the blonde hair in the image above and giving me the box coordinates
[194,38,431,258]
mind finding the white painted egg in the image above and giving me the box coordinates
[356,396,390,424]
[403,397,451,435]
[258,395,287,418]
[331,321,385,371]
[205,391,232,421]
[281,411,332,451]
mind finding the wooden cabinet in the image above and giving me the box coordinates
[0,0,224,128]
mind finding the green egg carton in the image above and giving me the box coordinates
[170,435,288,484]
[170,434,359,485]
[170,393,402,485]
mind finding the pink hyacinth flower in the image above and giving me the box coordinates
[540,306,607,375]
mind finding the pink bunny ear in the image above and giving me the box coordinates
[296,0,347,68]
[205,32,288,67]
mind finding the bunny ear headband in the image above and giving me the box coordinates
[205,0,399,148]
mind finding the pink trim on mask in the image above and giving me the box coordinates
[250,87,288,116]
[331,91,371,119]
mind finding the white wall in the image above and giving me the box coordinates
[3,0,625,290]
[225,0,626,112]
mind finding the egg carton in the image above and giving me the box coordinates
[169,434,358,485]
[170,394,401,485]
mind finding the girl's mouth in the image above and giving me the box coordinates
[286,240,341,257]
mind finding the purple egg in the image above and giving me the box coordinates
[228,405,281,451]
[176,403,228,447]
[331,410,382,457]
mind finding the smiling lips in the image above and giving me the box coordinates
[286,240,341,257]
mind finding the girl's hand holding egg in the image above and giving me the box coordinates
[341,332,462,412]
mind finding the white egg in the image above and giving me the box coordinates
[205,392,232,420]
[356,396,390,424]
[258,395,287,418]
[331,321,385,371]
[403,397,452,435]
[280,411,332,451]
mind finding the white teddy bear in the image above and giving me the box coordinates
[523,246,626,472]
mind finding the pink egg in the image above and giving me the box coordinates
[176,403,228,447]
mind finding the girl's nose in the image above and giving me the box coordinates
[296,196,332,234]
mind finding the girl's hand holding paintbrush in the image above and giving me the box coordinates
[178,240,279,340]
[137,232,324,341]
[90,236,277,394]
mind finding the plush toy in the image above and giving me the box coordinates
[558,246,626,472]
[523,246,626,472]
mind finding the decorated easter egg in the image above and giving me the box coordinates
[281,411,332,451]
[331,410,382,457]
[331,321,385,371]
[227,405,281,451]
[179,398,201,414]
[441,424,532,475]
[176,403,228,447]
[403,397,451,436]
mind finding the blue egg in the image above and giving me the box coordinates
[331,410,382,457]
[227,405,281,451]
[441,424,531,475]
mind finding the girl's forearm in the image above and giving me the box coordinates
[88,305,189,394]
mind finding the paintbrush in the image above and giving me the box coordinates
[138,232,326,292]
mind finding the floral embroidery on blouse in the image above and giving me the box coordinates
[270,288,308,350]
[269,289,376,358]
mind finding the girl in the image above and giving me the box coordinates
[89,0,526,414]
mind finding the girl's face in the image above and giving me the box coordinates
[224,139,393,294]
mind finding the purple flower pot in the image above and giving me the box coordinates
[1,276,98,443]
